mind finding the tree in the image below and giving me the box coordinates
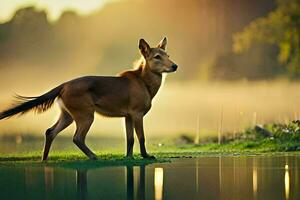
[233,0,300,78]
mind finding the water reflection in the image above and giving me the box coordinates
[76,170,88,200]
[44,166,54,192]
[70,165,149,200]
[252,167,258,199]
[285,164,290,200]
[2,155,300,200]
[126,166,134,200]
[154,168,164,200]
[126,165,146,200]
[253,158,257,199]
[218,156,222,195]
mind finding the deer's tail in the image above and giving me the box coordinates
[0,85,63,120]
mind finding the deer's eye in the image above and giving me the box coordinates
[154,55,161,59]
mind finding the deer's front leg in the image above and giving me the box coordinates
[125,116,134,158]
[133,115,155,159]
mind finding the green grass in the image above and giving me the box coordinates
[0,151,168,168]
[1,121,300,168]
[1,139,299,168]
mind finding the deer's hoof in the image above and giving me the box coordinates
[125,155,134,159]
[89,155,98,160]
[143,154,156,160]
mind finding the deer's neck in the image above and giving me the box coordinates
[140,65,162,99]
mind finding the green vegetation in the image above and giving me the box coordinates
[233,0,300,78]
[0,151,166,168]
[211,0,300,80]
[177,120,300,153]
[1,121,300,167]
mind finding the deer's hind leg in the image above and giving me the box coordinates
[72,113,97,160]
[42,109,73,161]
[125,116,134,158]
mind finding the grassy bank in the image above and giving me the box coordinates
[171,120,300,152]
[0,151,167,168]
[1,121,300,167]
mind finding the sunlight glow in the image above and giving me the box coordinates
[155,168,164,200]
[0,0,119,23]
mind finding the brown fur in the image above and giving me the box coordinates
[0,37,178,160]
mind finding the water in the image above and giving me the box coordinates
[0,155,299,200]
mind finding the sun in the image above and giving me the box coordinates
[0,0,119,23]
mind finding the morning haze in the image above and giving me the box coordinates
[1,0,299,138]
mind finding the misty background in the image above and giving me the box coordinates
[0,0,299,139]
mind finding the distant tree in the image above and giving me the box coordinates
[233,0,300,78]
[210,44,283,80]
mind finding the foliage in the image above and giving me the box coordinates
[233,0,300,78]
[268,120,300,141]
[242,120,300,141]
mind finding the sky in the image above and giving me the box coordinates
[0,0,116,22]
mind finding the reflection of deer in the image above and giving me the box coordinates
[76,170,88,200]
[127,165,146,200]
[74,165,146,200]
[44,166,54,192]
[0,38,178,160]
[43,167,88,200]
[42,164,157,200]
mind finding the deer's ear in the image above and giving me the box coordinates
[139,39,151,57]
[157,37,167,50]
